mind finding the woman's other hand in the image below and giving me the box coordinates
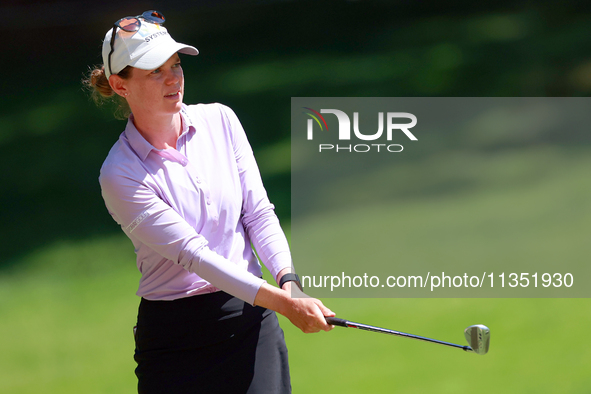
[253,282,335,334]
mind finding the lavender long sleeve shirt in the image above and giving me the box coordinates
[99,103,292,305]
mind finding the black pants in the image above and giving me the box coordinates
[134,291,291,394]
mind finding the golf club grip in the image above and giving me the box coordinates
[325,317,348,327]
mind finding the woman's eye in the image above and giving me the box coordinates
[151,69,161,74]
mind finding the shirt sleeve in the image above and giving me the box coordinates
[99,165,266,305]
[220,105,293,281]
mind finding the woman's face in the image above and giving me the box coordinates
[123,53,185,119]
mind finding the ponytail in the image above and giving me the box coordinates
[83,65,132,120]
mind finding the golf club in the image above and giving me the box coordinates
[326,317,490,355]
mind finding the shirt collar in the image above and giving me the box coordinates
[124,104,196,162]
[179,104,194,135]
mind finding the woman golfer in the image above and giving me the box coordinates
[85,10,334,394]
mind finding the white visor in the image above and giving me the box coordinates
[102,21,198,78]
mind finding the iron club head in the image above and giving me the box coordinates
[464,324,490,355]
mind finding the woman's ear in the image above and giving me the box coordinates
[109,74,129,98]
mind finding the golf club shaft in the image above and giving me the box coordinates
[326,317,473,352]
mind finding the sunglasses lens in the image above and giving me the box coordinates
[117,17,141,32]
[142,10,165,23]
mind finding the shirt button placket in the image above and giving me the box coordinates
[201,181,212,206]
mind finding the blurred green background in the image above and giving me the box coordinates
[1,1,590,393]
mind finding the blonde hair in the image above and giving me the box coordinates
[83,65,132,120]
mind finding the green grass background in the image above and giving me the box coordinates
[2,234,590,393]
[2,142,590,392]
[2,1,591,393]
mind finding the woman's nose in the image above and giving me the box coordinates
[164,69,180,84]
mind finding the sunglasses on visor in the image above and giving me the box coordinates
[107,10,166,76]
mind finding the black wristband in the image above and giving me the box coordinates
[279,273,302,291]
